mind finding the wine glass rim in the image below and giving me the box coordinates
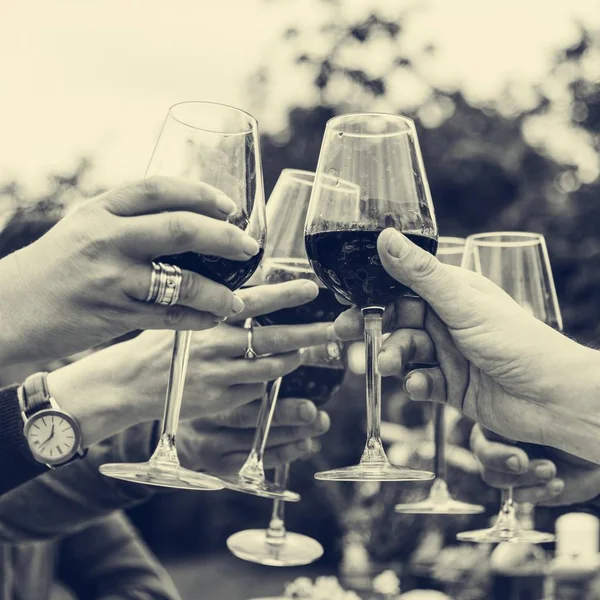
[466,231,545,248]
[280,168,315,185]
[167,101,257,135]
[326,112,415,138]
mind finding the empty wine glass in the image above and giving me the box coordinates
[227,169,347,562]
[457,232,561,544]
[100,101,266,491]
[305,112,437,481]
[395,237,485,515]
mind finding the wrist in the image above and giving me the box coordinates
[46,347,140,447]
[545,343,600,463]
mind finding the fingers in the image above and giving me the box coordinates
[378,329,436,376]
[208,398,319,429]
[470,425,529,475]
[214,352,304,384]
[128,303,223,332]
[232,280,320,322]
[481,460,557,489]
[119,212,260,261]
[404,367,446,403]
[205,323,336,359]
[333,297,425,341]
[101,176,237,218]
[123,264,244,318]
[513,479,566,505]
[377,229,486,330]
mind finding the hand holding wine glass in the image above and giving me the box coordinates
[332,229,598,464]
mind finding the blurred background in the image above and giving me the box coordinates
[1,0,600,597]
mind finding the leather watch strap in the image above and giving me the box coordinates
[23,372,52,417]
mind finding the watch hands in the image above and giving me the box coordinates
[39,425,55,449]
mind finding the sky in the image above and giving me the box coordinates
[1,0,598,195]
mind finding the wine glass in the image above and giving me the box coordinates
[227,169,346,563]
[304,112,437,481]
[100,101,266,490]
[395,237,485,515]
[457,232,561,544]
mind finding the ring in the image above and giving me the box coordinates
[146,262,183,306]
[244,323,258,360]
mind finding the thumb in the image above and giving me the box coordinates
[377,229,472,325]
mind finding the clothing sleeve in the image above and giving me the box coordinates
[0,384,48,495]
[58,511,181,600]
[0,421,161,542]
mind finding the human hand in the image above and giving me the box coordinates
[333,229,598,461]
[470,424,600,507]
[177,397,331,474]
[0,176,261,366]
[47,279,335,446]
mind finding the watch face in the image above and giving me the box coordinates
[26,410,79,464]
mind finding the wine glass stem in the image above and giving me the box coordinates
[360,308,388,465]
[433,403,447,480]
[149,330,193,471]
[496,486,518,531]
[238,375,284,480]
[266,463,289,544]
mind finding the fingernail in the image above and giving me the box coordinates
[385,229,406,259]
[212,315,227,323]
[534,464,553,479]
[404,374,417,395]
[316,411,330,432]
[299,401,316,423]
[301,280,319,297]
[216,193,237,216]
[506,456,521,472]
[232,295,244,314]
[242,237,260,257]
[295,439,311,452]
[548,478,564,493]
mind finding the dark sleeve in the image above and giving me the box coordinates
[0,421,160,542]
[58,511,181,600]
[0,384,47,494]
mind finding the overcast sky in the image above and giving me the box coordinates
[1,0,598,194]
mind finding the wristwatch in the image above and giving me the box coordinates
[20,371,87,468]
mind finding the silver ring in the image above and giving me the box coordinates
[147,262,183,306]
[244,324,258,360]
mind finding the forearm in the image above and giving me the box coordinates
[0,422,159,542]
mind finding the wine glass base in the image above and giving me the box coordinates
[99,462,224,491]
[457,527,556,544]
[395,496,485,515]
[219,474,300,502]
[227,529,324,567]
[314,462,434,482]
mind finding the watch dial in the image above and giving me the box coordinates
[28,414,77,462]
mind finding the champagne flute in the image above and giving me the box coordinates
[227,169,346,564]
[100,101,266,490]
[395,237,485,515]
[457,232,561,544]
[304,112,437,481]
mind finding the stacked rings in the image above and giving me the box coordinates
[146,262,183,306]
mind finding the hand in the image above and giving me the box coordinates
[47,279,336,446]
[470,424,600,507]
[0,176,261,366]
[333,229,599,462]
[177,397,331,474]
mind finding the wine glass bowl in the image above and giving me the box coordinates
[305,112,437,482]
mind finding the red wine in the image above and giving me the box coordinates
[305,229,438,308]
[253,259,346,405]
[159,249,264,291]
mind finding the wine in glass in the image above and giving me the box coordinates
[227,169,346,564]
[100,101,266,491]
[304,112,438,481]
[395,237,485,515]
[457,232,561,544]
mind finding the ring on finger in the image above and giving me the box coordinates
[244,322,258,360]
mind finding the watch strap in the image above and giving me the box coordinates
[22,372,52,417]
